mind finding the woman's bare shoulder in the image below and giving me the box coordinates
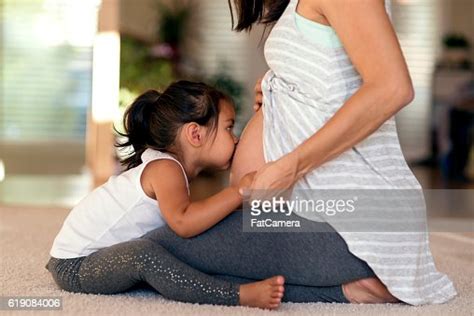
[297,0,330,26]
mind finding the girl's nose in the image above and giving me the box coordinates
[234,136,239,144]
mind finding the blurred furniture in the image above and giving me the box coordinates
[445,80,474,181]
[430,69,474,181]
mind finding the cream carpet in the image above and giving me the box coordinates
[1,206,473,316]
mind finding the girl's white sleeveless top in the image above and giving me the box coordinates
[50,149,189,259]
[261,0,456,305]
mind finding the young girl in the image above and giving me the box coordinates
[45,81,285,309]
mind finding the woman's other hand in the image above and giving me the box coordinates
[238,171,257,196]
[249,153,300,201]
[253,77,263,112]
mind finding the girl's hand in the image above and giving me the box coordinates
[249,154,300,200]
[253,77,263,112]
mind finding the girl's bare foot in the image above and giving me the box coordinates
[342,277,400,304]
[239,276,285,309]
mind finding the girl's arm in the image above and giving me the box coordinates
[249,0,414,191]
[142,160,249,238]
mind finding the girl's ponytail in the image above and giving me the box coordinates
[116,90,161,170]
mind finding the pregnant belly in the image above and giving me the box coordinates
[229,109,266,187]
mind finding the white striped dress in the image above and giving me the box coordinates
[260,0,457,305]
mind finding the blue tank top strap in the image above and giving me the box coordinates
[294,12,342,48]
[291,0,391,48]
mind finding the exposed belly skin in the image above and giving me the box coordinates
[229,109,266,187]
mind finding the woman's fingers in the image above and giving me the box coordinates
[254,77,263,112]
[254,94,263,112]
[254,78,263,93]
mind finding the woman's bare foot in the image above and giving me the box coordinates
[342,277,400,304]
[239,276,285,309]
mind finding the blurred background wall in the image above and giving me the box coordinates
[0,0,472,207]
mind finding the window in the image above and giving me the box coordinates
[0,0,99,175]
[0,0,98,142]
[392,0,442,161]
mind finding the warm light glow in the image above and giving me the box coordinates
[91,31,121,123]
[395,0,413,5]
[63,0,99,47]
[35,0,99,47]
[0,160,5,182]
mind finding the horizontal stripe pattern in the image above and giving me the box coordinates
[261,0,456,305]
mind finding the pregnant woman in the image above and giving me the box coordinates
[227,0,457,305]
[139,0,457,307]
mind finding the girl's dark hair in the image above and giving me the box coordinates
[116,81,230,170]
[228,0,290,32]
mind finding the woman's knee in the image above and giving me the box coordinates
[141,225,178,246]
[141,212,243,247]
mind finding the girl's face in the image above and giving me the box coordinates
[203,99,239,170]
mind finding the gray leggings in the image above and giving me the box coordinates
[46,212,375,305]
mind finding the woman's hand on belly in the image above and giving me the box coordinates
[229,109,265,187]
[248,154,300,201]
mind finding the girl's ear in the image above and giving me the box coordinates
[184,122,205,147]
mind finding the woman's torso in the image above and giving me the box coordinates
[260,0,423,190]
[231,0,396,188]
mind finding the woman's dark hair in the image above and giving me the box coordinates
[116,81,230,170]
[228,0,290,32]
